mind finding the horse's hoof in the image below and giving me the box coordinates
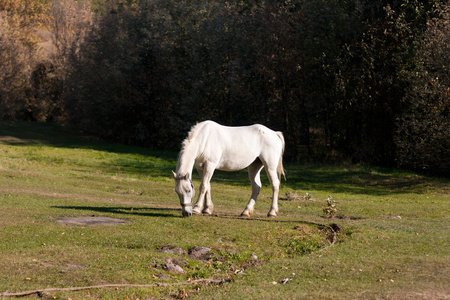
[267,211,277,218]
[240,210,252,218]
[192,209,203,215]
[202,206,214,215]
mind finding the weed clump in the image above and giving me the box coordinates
[284,236,324,255]
[322,195,337,218]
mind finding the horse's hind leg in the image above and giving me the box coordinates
[265,167,280,217]
[241,159,264,217]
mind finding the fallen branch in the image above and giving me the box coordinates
[0,278,227,298]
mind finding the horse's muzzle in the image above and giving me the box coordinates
[181,203,193,217]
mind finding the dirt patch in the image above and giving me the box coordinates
[58,216,129,226]
[385,215,402,219]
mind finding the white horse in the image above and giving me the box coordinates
[172,120,285,217]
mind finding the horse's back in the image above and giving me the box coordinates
[195,120,282,150]
[197,121,273,144]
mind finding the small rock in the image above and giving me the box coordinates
[188,246,212,260]
[164,257,187,266]
[161,263,184,274]
[152,273,170,280]
[159,245,186,255]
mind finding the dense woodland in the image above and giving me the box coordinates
[0,0,449,176]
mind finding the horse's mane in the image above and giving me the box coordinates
[179,122,203,159]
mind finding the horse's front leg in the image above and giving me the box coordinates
[192,167,204,215]
[192,192,205,215]
[202,186,214,215]
[193,165,215,215]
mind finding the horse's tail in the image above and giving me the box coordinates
[276,131,286,181]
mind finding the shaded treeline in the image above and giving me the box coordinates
[0,0,449,176]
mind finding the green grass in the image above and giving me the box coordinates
[0,121,449,299]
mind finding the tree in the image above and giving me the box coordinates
[395,2,450,176]
[49,0,94,71]
[63,0,187,147]
[329,0,438,165]
[0,0,48,120]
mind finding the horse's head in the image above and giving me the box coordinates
[172,171,195,217]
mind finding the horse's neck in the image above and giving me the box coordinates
[176,141,198,177]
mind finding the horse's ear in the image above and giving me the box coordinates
[172,170,177,179]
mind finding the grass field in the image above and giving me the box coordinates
[0,121,449,299]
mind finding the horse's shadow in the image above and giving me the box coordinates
[52,205,182,218]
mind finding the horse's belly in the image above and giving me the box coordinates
[216,155,257,171]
